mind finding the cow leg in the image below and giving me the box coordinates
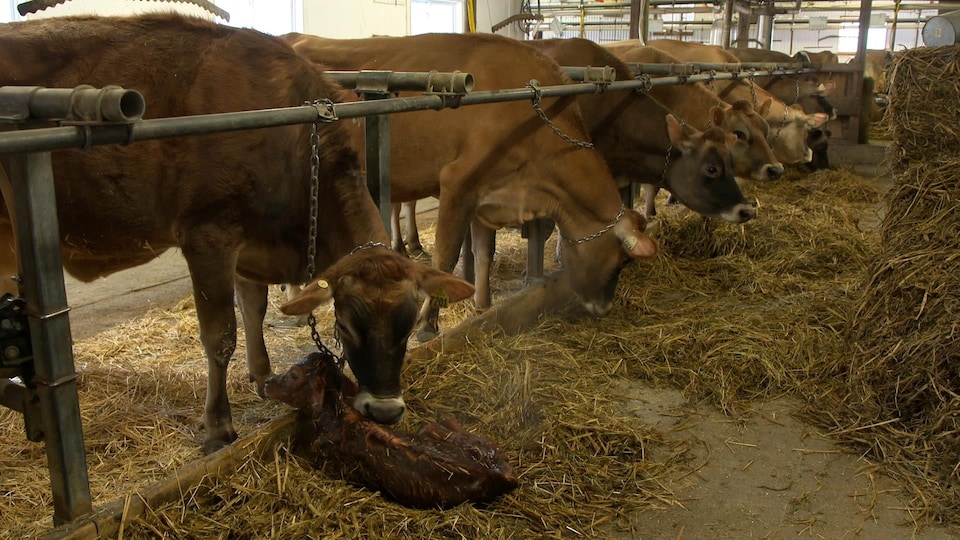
[403,200,425,257]
[235,276,272,396]
[181,238,240,454]
[390,203,408,256]
[642,183,658,220]
[416,179,474,342]
[461,230,475,283]
[471,219,495,310]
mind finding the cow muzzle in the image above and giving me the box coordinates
[720,202,757,223]
[354,391,405,424]
[762,163,784,181]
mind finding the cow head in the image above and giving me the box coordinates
[561,207,657,317]
[715,100,783,181]
[662,114,757,223]
[794,77,838,120]
[766,103,829,165]
[280,247,474,425]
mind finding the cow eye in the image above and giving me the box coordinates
[734,130,747,141]
[705,164,721,178]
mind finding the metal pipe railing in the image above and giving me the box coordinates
[324,70,474,94]
[0,85,145,123]
[0,64,826,155]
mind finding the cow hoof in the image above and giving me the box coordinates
[202,438,232,455]
[248,374,272,398]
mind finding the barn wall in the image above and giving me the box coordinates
[475,0,524,38]
[303,0,409,38]
[22,0,215,19]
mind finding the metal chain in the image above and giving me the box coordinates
[525,80,594,149]
[747,73,759,109]
[560,205,626,245]
[633,73,653,95]
[771,79,798,144]
[307,313,345,370]
[706,71,720,129]
[305,112,322,282]
[349,240,389,255]
[660,117,687,185]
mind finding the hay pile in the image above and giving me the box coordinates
[2,164,897,538]
[821,45,960,524]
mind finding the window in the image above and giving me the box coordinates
[214,0,303,35]
[411,0,463,35]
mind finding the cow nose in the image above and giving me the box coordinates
[766,164,784,180]
[354,392,405,424]
[723,202,757,223]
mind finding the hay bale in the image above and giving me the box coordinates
[837,45,960,523]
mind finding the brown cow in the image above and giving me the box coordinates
[0,14,474,453]
[588,42,783,217]
[283,32,658,340]
[263,352,518,509]
[726,47,837,171]
[726,47,838,119]
[387,37,761,309]
[618,41,829,166]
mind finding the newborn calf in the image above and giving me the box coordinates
[264,352,518,509]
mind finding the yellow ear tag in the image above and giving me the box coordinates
[317,279,329,289]
[622,235,638,251]
[430,288,450,309]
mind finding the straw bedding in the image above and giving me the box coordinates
[818,45,960,525]
[1,163,890,539]
[6,54,960,533]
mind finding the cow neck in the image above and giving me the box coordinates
[559,204,626,245]
[648,86,710,132]
[548,180,625,246]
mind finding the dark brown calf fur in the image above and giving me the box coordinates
[264,353,518,509]
[0,14,473,453]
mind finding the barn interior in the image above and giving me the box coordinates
[2,1,960,539]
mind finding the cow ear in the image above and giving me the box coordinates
[414,265,475,304]
[817,80,836,96]
[710,106,725,129]
[613,209,658,259]
[724,131,738,147]
[665,114,696,153]
[758,97,773,117]
[280,277,335,315]
[806,112,829,128]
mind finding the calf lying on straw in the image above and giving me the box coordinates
[264,353,518,509]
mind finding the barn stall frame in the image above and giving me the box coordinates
[0,60,821,532]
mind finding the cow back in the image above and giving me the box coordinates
[0,14,371,284]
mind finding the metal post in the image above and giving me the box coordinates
[361,93,392,231]
[522,219,546,284]
[757,13,774,49]
[7,150,91,525]
[721,0,735,49]
[848,0,874,144]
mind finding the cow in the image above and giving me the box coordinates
[0,14,475,454]
[726,47,837,120]
[613,41,829,167]
[399,38,766,309]
[282,32,661,340]
[726,47,837,170]
[525,38,769,224]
